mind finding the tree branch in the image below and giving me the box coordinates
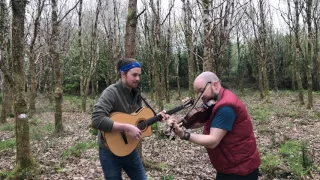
[137,7,146,19]
[58,0,80,24]
[161,0,175,25]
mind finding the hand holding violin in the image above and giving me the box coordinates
[167,118,184,138]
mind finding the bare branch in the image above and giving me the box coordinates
[137,7,146,19]
[58,0,80,24]
[161,0,175,25]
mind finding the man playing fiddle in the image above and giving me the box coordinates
[167,71,261,180]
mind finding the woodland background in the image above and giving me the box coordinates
[0,0,320,179]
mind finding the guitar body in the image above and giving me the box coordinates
[103,107,155,157]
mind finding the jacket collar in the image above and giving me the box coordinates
[116,79,140,95]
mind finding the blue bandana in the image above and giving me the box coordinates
[119,62,141,72]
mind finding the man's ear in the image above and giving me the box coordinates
[120,71,125,78]
[212,82,218,90]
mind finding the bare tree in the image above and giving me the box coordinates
[0,0,11,124]
[78,0,101,112]
[269,29,278,91]
[182,0,195,97]
[306,0,313,109]
[50,0,64,133]
[139,1,154,99]
[279,0,297,90]
[124,0,143,58]
[78,0,85,111]
[164,16,172,103]
[294,0,304,105]
[50,0,79,133]
[244,0,270,100]
[236,26,244,94]
[28,0,45,115]
[11,0,37,177]
[100,0,117,85]
[313,0,320,90]
[258,0,270,101]
[86,0,101,110]
[150,0,163,110]
[173,13,182,99]
[202,0,213,71]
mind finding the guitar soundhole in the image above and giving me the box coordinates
[137,120,147,131]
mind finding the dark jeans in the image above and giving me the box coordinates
[216,168,259,180]
[99,147,147,180]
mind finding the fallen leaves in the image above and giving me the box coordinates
[1,92,320,179]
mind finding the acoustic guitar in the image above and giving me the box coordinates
[102,98,194,157]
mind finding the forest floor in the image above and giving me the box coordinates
[1,89,320,180]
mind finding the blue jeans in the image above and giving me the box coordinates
[99,147,147,180]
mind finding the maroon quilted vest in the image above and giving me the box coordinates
[203,87,260,175]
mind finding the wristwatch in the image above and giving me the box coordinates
[182,131,191,140]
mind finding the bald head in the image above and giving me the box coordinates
[194,71,220,85]
[193,71,221,102]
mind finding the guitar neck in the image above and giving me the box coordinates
[145,104,185,126]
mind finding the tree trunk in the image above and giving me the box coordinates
[258,0,269,101]
[271,52,278,91]
[258,58,264,99]
[85,0,101,111]
[0,54,12,124]
[0,0,9,123]
[289,37,296,90]
[176,48,181,99]
[78,0,85,112]
[151,0,163,110]
[313,18,319,90]
[270,33,278,91]
[306,0,313,109]
[236,30,244,94]
[11,0,36,176]
[112,0,120,83]
[29,53,37,115]
[314,20,320,91]
[29,0,43,116]
[286,0,295,90]
[51,0,63,133]
[124,0,138,58]
[183,0,195,97]
[294,0,304,105]
[202,0,212,71]
[165,26,171,103]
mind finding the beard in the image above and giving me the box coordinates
[212,93,219,101]
[129,81,139,89]
[210,87,219,101]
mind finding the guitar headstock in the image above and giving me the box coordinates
[182,97,194,108]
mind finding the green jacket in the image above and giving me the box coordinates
[92,80,142,148]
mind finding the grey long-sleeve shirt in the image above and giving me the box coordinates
[92,80,142,148]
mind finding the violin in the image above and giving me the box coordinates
[179,100,215,129]
[164,100,215,138]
